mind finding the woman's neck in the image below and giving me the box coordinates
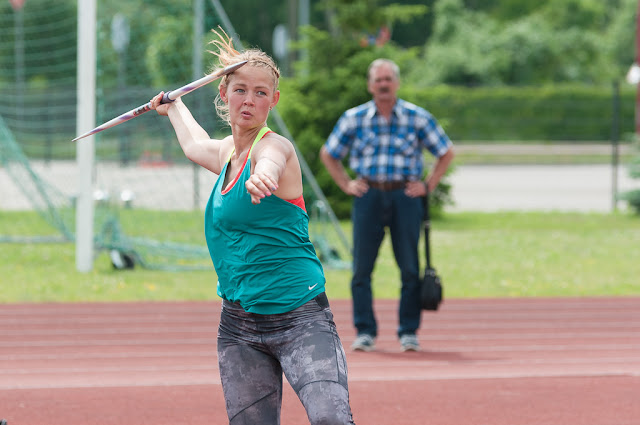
[231,124,266,155]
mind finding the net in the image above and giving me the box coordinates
[0,0,350,271]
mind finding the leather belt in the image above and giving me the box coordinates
[366,180,406,191]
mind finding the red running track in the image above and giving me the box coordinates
[1,297,639,425]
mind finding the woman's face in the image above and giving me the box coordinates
[221,65,279,129]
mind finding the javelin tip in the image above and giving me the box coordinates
[72,130,93,142]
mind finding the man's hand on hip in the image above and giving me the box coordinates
[405,180,428,198]
[346,179,369,197]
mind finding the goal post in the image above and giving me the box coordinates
[75,0,97,272]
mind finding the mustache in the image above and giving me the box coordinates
[378,87,391,93]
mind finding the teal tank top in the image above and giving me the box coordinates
[204,127,326,314]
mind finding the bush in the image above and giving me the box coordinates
[620,137,640,214]
[620,189,640,214]
[401,84,635,142]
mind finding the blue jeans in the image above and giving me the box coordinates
[351,187,423,338]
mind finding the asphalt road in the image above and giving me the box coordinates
[448,163,638,213]
[1,151,639,213]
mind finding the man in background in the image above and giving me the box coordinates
[320,58,454,352]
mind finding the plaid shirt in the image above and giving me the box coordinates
[324,99,452,182]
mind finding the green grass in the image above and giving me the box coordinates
[430,212,640,297]
[1,210,639,303]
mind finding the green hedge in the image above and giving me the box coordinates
[401,84,636,142]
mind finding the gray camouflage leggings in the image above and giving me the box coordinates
[217,293,355,425]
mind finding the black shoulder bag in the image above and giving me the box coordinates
[421,191,443,310]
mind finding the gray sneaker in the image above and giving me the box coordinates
[351,334,376,352]
[400,334,420,352]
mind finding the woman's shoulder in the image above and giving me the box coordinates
[216,135,236,163]
[260,131,294,151]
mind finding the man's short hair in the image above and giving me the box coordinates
[368,59,400,81]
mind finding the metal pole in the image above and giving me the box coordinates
[117,51,127,164]
[209,0,240,42]
[192,0,204,209]
[611,81,620,212]
[298,0,309,76]
[288,0,297,72]
[14,8,24,126]
[636,0,640,134]
[76,0,97,272]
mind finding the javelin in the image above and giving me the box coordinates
[72,60,247,142]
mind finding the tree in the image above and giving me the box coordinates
[276,0,453,218]
[408,0,636,87]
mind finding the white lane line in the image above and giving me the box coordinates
[0,338,215,347]
[0,370,638,391]
[348,370,640,382]
[0,327,217,336]
[2,356,637,376]
[2,330,638,343]
[2,309,637,322]
[1,364,218,374]
[0,339,638,353]
[347,357,640,368]
[0,379,222,390]
[1,300,638,318]
[0,350,217,361]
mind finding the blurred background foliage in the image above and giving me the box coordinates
[0,0,638,218]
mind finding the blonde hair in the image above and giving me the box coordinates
[208,27,281,124]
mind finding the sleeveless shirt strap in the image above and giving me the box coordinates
[224,126,272,163]
[248,127,272,159]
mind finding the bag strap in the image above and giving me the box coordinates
[422,190,432,269]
